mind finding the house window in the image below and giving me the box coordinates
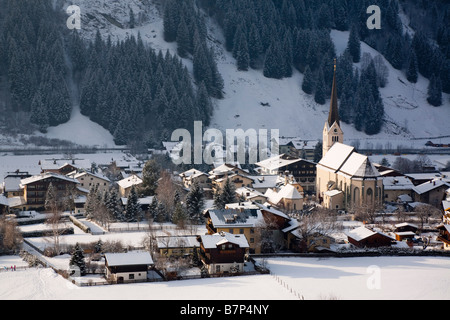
[129,274,134,280]
[239,229,244,234]
[216,265,220,273]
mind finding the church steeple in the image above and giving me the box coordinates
[322,59,344,157]
[327,59,340,128]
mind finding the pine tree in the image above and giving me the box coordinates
[69,243,86,276]
[30,90,49,132]
[125,186,141,223]
[234,32,250,71]
[347,25,361,63]
[185,181,205,223]
[129,7,135,29]
[263,40,285,79]
[302,65,315,95]
[314,69,326,105]
[176,16,190,58]
[142,159,160,196]
[427,74,442,107]
[221,178,237,207]
[406,51,418,83]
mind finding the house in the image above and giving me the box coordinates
[117,174,143,198]
[19,172,80,211]
[179,169,210,190]
[382,176,415,203]
[436,224,450,250]
[394,222,419,233]
[40,158,91,175]
[255,154,316,194]
[203,206,264,254]
[412,178,449,208]
[247,175,278,194]
[323,190,344,211]
[264,183,304,212]
[208,163,250,192]
[156,235,200,258]
[1,171,31,198]
[68,170,111,194]
[346,226,394,248]
[104,251,155,283]
[279,138,317,161]
[289,229,335,253]
[235,186,267,204]
[198,232,249,275]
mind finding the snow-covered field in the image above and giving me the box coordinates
[1,255,449,300]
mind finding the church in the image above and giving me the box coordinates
[316,60,383,211]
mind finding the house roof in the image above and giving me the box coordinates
[383,176,415,190]
[346,226,393,242]
[72,170,110,182]
[200,232,249,249]
[117,174,143,189]
[205,208,263,228]
[20,172,80,186]
[104,251,153,267]
[413,179,449,195]
[255,154,309,171]
[156,236,200,249]
[318,143,380,179]
[264,184,303,206]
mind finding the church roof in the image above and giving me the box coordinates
[318,143,380,179]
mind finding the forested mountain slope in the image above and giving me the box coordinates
[0,0,448,150]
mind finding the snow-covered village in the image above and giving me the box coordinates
[0,0,450,303]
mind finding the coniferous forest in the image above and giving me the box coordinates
[0,0,448,147]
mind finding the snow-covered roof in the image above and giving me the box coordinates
[40,159,91,170]
[324,189,343,197]
[395,222,418,229]
[339,153,380,178]
[200,232,249,249]
[235,187,267,200]
[72,170,110,182]
[205,208,263,228]
[156,236,200,249]
[413,179,449,195]
[247,175,279,190]
[179,169,208,180]
[264,183,302,205]
[104,251,153,267]
[346,226,392,242]
[117,174,143,189]
[0,195,26,208]
[255,154,305,171]
[383,176,415,190]
[318,143,354,171]
[20,172,80,186]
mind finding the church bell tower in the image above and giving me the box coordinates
[322,59,344,157]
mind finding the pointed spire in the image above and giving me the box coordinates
[328,58,340,128]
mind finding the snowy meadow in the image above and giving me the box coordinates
[1,254,449,300]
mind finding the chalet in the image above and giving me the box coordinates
[235,186,267,204]
[179,169,210,190]
[214,173,254,191]
[264,183,303,212]
[156,235,200,258]
[198,232,249,275]
[104,251,154,283]
[289,229,335,253]
[203,206,263,254]
[1,171,31,198]
[279,138,317,161]
[247,175,278,194]
[346,226,394,248]
[117,174,143,198]
[40,158,91,175]
[436,224,450,250]
[412,178,449,208]
[19,172,80,211]
[256,154,316,194]
[382,176,415,203]
[394,222,419,233]
[68,170,111,194]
